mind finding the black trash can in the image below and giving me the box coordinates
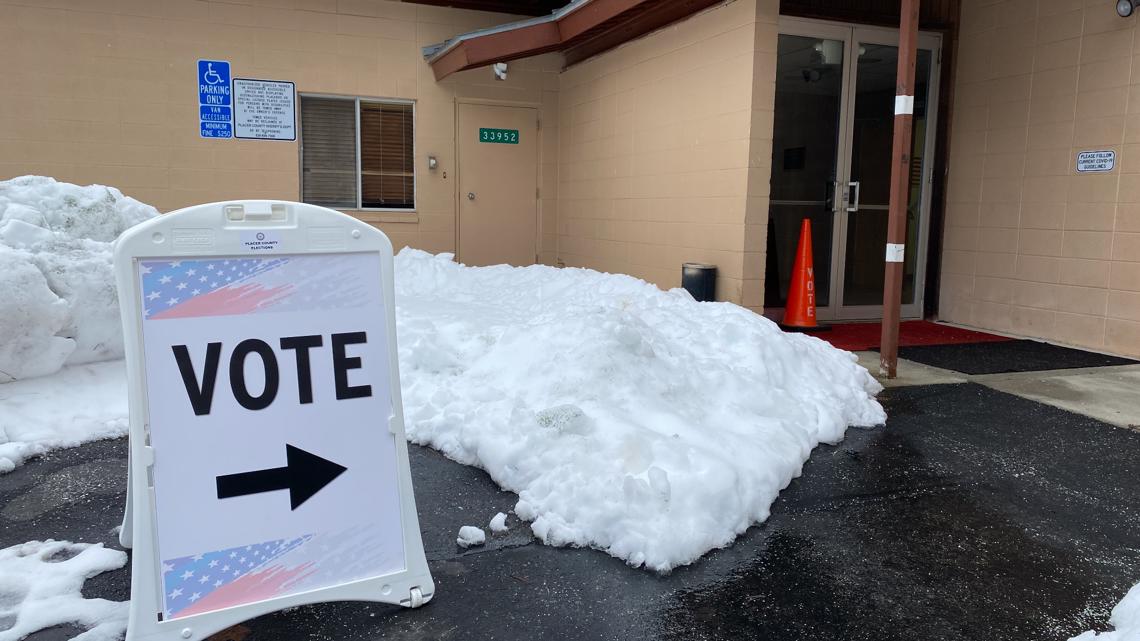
[681,263,717,302]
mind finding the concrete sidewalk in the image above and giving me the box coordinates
[2,380,1139,640]
[856,351,1140,429]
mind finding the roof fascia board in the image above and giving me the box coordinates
[423,0,592,64]
[557,0,642,40]
[465,21,562,63]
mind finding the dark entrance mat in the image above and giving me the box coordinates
[892,339,1138,375]
[3,384,1140,640]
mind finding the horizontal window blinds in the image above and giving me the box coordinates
[360,102,414,209]
[300,97,357,208]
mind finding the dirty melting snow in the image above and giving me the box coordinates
[456,526,487,548]
[489,512,509,533]
[0,361,128,473]
[0,176,157,382]
[395,250,884,571]
[0,540,128,641]
[0,177,147,473]
[1070,582,1140,641]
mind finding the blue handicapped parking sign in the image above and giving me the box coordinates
[198,59,232,138]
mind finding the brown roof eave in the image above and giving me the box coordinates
[430,21,563,80]
[556,0,643,40]
[426,0,712,80]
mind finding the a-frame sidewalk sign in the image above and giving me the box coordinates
[113,200,434,641]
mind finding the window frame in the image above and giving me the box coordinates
[298,93,417,213]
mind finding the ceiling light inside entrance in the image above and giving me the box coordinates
[813,40,842,65]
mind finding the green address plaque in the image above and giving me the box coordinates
[479,128,519,144]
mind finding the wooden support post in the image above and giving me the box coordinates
[880,0,920,379]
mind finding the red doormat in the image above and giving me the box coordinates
[816,320,1014,352]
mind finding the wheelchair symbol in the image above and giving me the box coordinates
[202,63,224,85]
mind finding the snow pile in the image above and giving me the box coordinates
[0,176,157,382]
[395,250,884,571]
[1071,582,1140,641]
[489,512,509,533]
[0,540,128,641]
[0,178,885,571]
[0,361,128,473]
[456,526,486,548]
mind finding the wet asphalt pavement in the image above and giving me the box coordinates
[2,382,1138,641]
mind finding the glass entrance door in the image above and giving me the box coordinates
[836,33,937,319]
[767,20,941,321]
[764,31,847,312]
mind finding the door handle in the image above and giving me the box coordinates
[846,181,860,212]
[467,192,476,201]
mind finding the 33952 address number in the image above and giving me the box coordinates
[479,128,519,144]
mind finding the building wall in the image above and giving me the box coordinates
[555,0,779,306]
[0,0,560,259]
[940,0,1140,357]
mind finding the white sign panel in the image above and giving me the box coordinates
[1076,150,1115,173]
[233,78,296,141]
[115,202,432,641]
[140,252,404,619]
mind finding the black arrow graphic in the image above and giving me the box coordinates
[216,444,347,510]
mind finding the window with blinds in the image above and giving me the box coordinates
[300,96,414,210]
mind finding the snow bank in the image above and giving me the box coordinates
[0,176,157,382]
[0,361,128,473]
[1071,582,1140,641]
[0,540,128,641]
[0,180,884,571]
[395,250,884,571]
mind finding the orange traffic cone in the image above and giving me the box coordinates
[780,218,830,332]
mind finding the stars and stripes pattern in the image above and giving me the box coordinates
[139,254,379,321]
[160,523,404,620]
[140,258,290,320]
[162,536,311,619]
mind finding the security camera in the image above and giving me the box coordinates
[1118,0,1135,17]
[493,62,508,80]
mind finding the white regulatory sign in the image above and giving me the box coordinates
[1076,150,1115,173]
[115,201,432,641]
[233,78,296,141]
[885,243,905,263]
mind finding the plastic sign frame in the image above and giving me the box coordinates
[114,201,433,641]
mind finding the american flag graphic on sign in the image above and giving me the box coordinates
[161,525,402,619]
[139,254,376,320]
[162,536,311,619]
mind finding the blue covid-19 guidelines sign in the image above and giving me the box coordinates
[198,59,232,138]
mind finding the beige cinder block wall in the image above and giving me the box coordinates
[555,0,779,305]
[940,0,1140,357]
[0,0,560,259]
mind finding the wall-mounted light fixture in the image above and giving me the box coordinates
[1118,0,1135,17]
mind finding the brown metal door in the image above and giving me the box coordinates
[457,103,539,267]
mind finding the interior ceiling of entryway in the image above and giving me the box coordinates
[778,38,901,95]
[780,0,959,30]
[405,0,567,16]
[409,0,961,24]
